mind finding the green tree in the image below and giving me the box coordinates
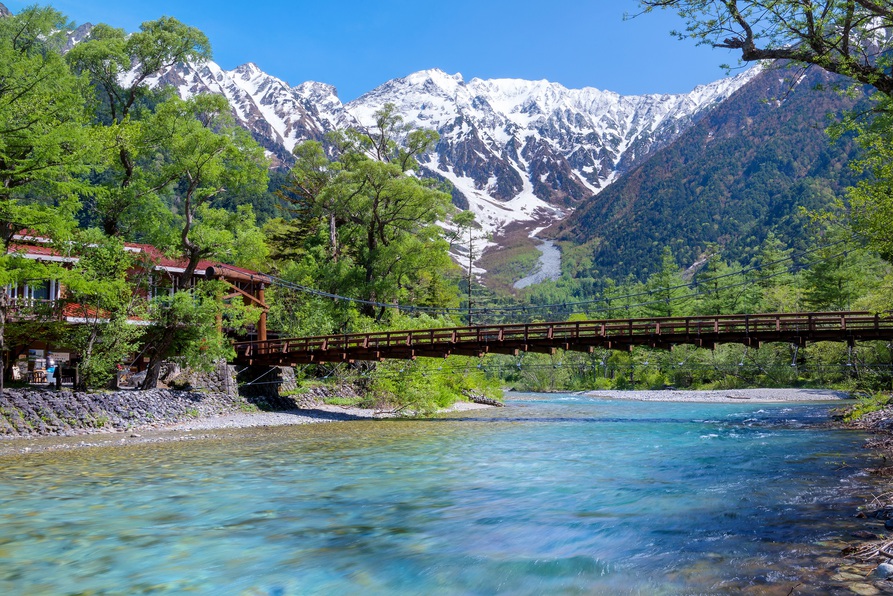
[0,6,99,388]
[66,16,211,237]
[843,95,893,262]
[141,283,259,388]
[743,231,801,313]
[801,226,886,310]
[59,233,145,389]
[640,247,692,318]
[276,140,342,260]
[693,247,745,315]
[278,104,457,321]
[143,94,269,282]
[0,6,95,251]
[136,94,268,389]
[638,1,893,95]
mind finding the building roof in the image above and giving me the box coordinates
[10,235,271,285]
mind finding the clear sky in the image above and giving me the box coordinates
[4,0,740,102]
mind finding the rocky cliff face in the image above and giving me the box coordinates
[347,69,757,235]
[144,56,756,236]
[60,23,758,251]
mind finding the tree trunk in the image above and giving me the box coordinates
[329,213,338,261]
[141,326,178,389]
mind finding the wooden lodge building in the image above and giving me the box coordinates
[4,234,271,385]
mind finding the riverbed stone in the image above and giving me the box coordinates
[834,572,868,581]
[872,563,893,579]
[848,583,881,596]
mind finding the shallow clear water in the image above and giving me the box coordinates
[0,395,879,594]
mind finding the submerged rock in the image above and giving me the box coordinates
[849,582,882,595]
[872,562,893,579]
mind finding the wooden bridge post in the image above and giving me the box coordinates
[257,284,267,342]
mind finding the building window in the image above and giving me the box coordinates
[31,281,50,301]
[4,281,57,303]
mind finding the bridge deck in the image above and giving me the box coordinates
[233,311,893,366]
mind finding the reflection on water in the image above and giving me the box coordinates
[0,395,879,594]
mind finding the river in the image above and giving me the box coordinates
[513,240,561,289]
[0,394,880,594]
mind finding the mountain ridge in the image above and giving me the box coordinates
[126,43,757,238]
[555,64,866,280]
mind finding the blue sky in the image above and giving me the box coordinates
[5,0,740,101]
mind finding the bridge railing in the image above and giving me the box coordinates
[234,311,891,360]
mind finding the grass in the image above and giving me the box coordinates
[238,399,259,413]
[324,396,364,407]
[280,387,308,397]
[840,393,893,422]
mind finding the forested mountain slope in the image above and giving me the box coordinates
[554,65,866,280]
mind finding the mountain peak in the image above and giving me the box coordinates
[0,3,9,18]
[234,62,264,77]
[403,69,465,93]
[118,38,760,246]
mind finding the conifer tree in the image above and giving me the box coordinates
[641,247,692,318]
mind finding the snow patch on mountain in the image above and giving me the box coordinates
[140,53,757,238]
[346,67,758,236]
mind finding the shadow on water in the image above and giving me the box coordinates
[281,407,374,422]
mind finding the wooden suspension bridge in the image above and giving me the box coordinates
[233,311,893,367]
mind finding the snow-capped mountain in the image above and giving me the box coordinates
[149,58,756,237]
[147,61,359,167]
[61,22,756,240]
[347,68,757,235]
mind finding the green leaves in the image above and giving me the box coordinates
[639,1,893,94]
[0,6,97,250]
[59,233,144,389]
[839,95,893,263]
[67,16,211,122]
[275,103,457,323]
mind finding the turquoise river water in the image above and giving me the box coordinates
[0,394,884,594]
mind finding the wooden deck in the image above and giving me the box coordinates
[233,311,893,366]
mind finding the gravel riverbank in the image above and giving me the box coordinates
[584,387,851,402]
[0,395,492,456]
[164,400,492,431]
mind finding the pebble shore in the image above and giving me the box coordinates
[585,387,851,402]
[165,401,492,431]
[0,397,492,456]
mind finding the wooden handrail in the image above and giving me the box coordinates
[233,311,893,364]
